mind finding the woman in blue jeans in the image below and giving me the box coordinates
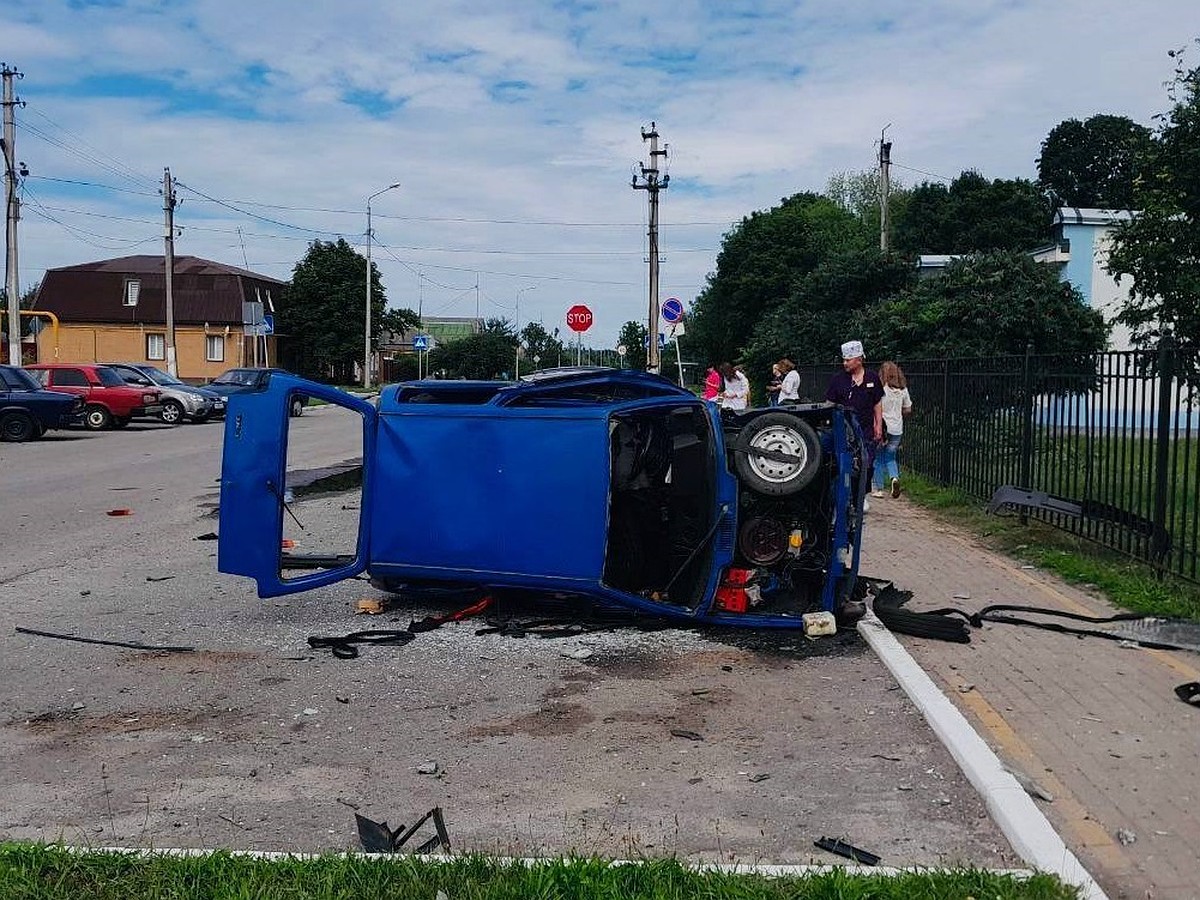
[872,361,913,498]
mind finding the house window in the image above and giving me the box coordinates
[146,333,165,360]
[123,279,141,307]
[206,335,225,362]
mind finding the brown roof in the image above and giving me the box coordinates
[33,255,287,326]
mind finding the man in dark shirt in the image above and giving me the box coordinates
[825,339,883,508]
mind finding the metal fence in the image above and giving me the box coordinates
[799,341,1200,583]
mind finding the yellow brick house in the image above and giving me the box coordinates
[30,255,286,382]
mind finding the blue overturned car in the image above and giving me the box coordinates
[218,368,868,627]
[0,364,85,442]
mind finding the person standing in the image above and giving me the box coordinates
[766,363,783,407]
[872,361,913,498]
[777,358,801,403]
[702,364,723,403]
[825,340,883,510]
[718,362,750,411]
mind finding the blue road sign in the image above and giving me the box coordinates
[661,297,684,323]
[412,334,429,351]
[262,314,274,335]
[642,333,668,350]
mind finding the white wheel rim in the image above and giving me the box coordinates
[747,424,807,484]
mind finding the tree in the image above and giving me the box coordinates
[427,330,516,380]
[859,251,1108,361]
[1037,115,1153,209]
[892,171,1054,256]
[278,238,416,382]
[519,321,564,371]
[689,193,870,366]
[20,280,40,309]
[825,169,910,243]
[617,320,648,372]
[1108,46,1200,369]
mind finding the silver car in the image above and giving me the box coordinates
[105,363,223,424]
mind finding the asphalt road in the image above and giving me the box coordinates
[0,405,1018,867]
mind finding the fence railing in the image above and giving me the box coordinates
[799,341,1200,583]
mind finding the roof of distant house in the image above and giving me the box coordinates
[33,255,286,326]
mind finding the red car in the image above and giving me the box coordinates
[26,363,163,430]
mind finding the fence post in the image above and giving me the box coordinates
[939,358,951,485]
[1019,342,1035,523]
[1151,334,1175,565]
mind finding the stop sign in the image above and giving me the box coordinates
[566,304,593,333]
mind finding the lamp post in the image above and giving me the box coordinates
[514,285,536,379]
[364,182,400,389]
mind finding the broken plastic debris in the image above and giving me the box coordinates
[355,598,386,615]
[670,729,704,741]
[281,539,296,549]
[106,508,133,517]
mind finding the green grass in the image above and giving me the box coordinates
[901,472,1200,621]
[0,844,1078,899]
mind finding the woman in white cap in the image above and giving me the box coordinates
[825,340,883,509]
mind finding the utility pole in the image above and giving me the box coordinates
[878,124,892,253]
[162,167,178,375]
[3,64,24,367]
[632,122,669,373]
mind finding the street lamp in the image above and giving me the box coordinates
[364,182,401,389]
[514,285,536,379]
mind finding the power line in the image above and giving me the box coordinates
[24,107,161,191]
[26,174,159,196]
[173,179,346,236]
[891,161,955,183]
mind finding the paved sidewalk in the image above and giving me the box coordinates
[860,495,1200,900]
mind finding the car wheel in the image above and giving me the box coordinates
[733,412,823,496]
[111,416,131,428]
[83,404,112,430]
[289,397,305,417]
[161,399,184,425]
[0,411,37,443]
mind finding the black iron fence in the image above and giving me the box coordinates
[799,340,1200,583]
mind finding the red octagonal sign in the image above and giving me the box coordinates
[566,304,593,333]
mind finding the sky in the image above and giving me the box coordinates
[4,0,1196,344]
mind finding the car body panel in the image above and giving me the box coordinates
[218,370,868,627]
[0,365,85,436]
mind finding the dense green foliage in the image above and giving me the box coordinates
[279,239,417,381]
[860,251,1108,360]
[1108,47,1200,369]
[617,320,648,372]
[1037,114,1153,209]
[689,193,868,366]
[0,844,1078,900]
[427,328,516,379]
[892,171,1053,256]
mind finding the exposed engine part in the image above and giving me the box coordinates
[738,515,789,565]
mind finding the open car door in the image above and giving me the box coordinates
[218,375,376,597]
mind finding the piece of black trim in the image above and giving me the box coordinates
[15,626,194,653]
[815,836,880,866]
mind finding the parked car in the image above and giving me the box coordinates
[26,363,163,430]
[104,362,224,424]
[207,368,309,417]
[0,364,85,442]
[218,368,869,627]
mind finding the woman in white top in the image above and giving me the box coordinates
[718,362,750,411]
[776,358,801,403]
[872,361,913,498]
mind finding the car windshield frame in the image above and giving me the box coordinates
[212,369,260,386]
[140,366,183,386]
[95,367,129,387]
[1,366,42,391]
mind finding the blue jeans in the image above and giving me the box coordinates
[873,434,902,489]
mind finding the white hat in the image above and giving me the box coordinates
[840,340,865,359]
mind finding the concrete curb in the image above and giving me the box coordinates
[857,609,1108,900]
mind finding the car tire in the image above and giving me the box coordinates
[0,411,37,443]
[111,416,131,428]
[83,404,111,430]
[161,399,184,425]
[733,412,823,496]
[289,397,305,417]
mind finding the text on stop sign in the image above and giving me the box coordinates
[566,304,593,332]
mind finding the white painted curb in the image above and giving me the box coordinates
[857,609,1109,900]
[76,845,1030,879]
